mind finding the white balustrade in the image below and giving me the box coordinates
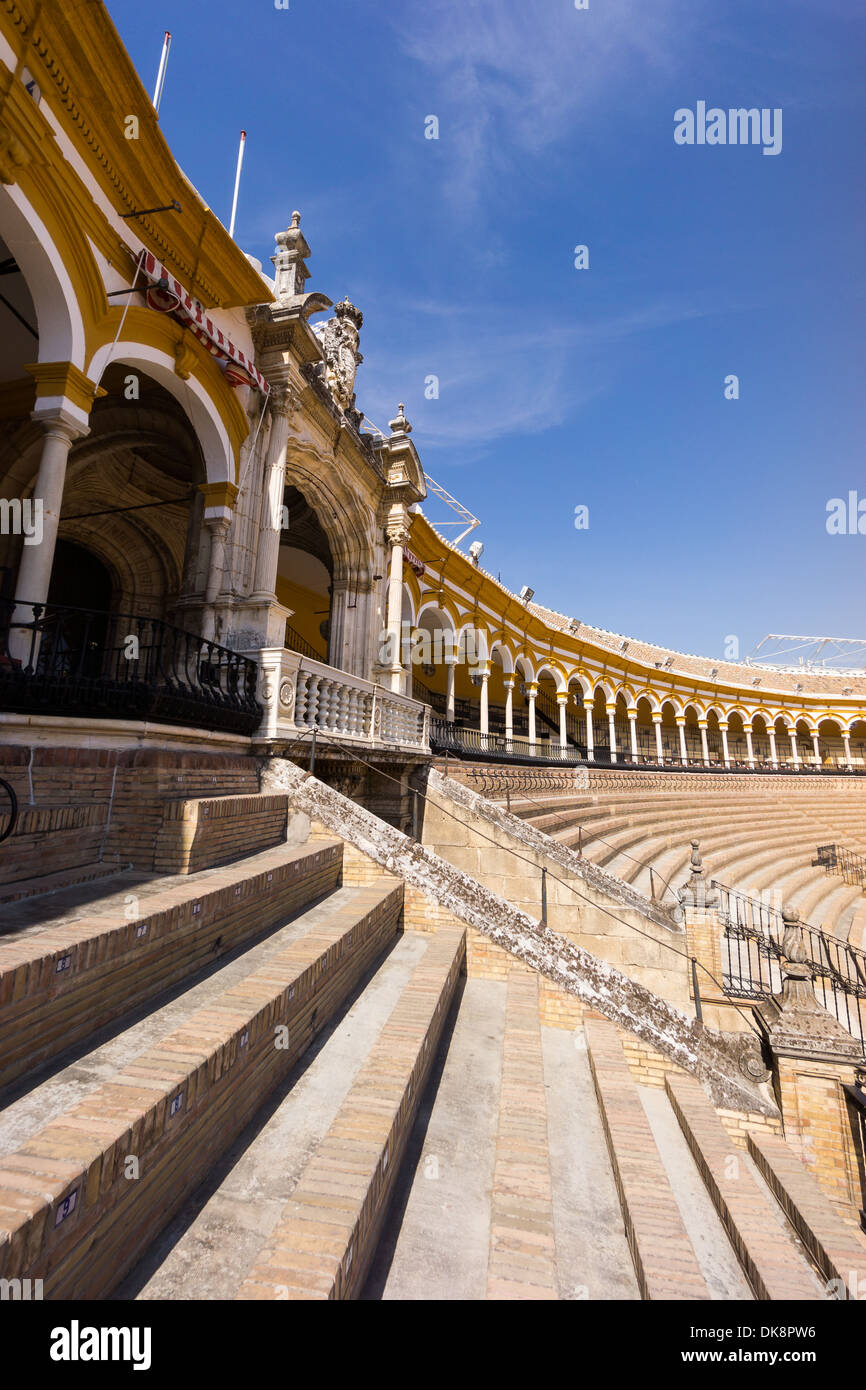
[247,646,430,752]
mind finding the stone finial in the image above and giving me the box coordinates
[389,403,412,437]
[680,839,717,908]
[761,904,863,1062]
[272,211,311,302]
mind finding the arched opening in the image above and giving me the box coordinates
[659,700,679,763]
[635,696,656,763]
[534,667,561,750]
[752,714,770,766]
[818,719,843,768]
[849,721,866,769]
[775,717,794,767]
[411,607,456,714]
[727,712,747,767]
[278,486,333,662]
[707,710,724,764]
[683,704,701,764]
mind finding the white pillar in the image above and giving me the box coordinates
[768,728,778,768]
[479,670,489,739]
[385,524,407,694]
[504,677,514,740]
[251,388,292,598]
[653,715,664,764]
[744,725,755,768]
[699,721,709,765]
[789,729,800,768]
[527,684,537,746]
[557,693,569,752]
[811,731,821,768]
[446,659,456,723]
[677,716,688,764]
[584,704,594,761]
[628,710,638,763]
[843,732,853,770]
[9,416,87,662]
[607,705,617,763]
[720,723,731,768]
[201,517,231,641]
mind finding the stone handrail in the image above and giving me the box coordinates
[248,646,431,753]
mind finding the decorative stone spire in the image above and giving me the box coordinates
[680,839,717,908]
[762,906,863,1062]
[272,211,311,302]
[312,295,365,412]
[389,403,412,437]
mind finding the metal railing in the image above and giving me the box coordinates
[713,882,866,1054]
[284,624,325,663]
[431,719,584,765]
[815,844,866,890]
[0,599,261,736]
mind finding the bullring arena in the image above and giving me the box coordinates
[0,0,863,1312]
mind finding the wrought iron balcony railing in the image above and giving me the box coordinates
[0,599,261,736]
[815,843,866,890]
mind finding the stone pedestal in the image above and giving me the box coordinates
[759,909,865,1216]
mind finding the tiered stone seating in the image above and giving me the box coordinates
[1,773,863,1301]
[506,778,866,940]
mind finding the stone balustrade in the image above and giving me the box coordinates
[249,647,431,754]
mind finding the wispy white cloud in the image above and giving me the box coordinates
[357,291,722,452]
[389,0,694,211]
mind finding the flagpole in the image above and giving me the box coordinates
[152,31,172,113]
[229,130,247,240]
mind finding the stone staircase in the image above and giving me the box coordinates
[1,768,864,1302]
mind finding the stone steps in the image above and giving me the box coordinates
[0,839,343,1088]
[0,875,405,1298]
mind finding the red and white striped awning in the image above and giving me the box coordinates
[403,547,425,577]
[140,251,269,395]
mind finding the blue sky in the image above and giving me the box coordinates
[106,0,865,660]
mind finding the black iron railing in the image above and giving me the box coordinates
[815,844,866,890]
[431,718,585,765]
[284,624,325,663]
[713,881,866,1054]
[0,599,261,736]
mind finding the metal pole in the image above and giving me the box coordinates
[152,31,172,113]
[649,867,656,901]
[412,789,419,841]
[578,824,582,856]
[308,727,317,776]
[506,784,511,814]
[229,130,247,239]
[691,957,704,1026]
[540,867,547,927]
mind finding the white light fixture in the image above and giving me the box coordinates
[468,540,484,566]
[519,585,534,602]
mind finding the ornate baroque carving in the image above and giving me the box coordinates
[312,298,364,412]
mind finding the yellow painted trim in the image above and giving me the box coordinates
[25,361,104,411]
[199,481,239,511]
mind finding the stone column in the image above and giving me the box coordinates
[628,710,639,763]
[385,520,409,694]
[768,728,779,768]
[446,659,457,723]
[527,682,537,746]
[811,731,822,768]
[584,703,594,761]
[9,406,90,662]
[744,724,755,768]
[719,721,731,768]
[699,719,710,765]
[479,669,489,742]
[843,732,854,770]
[607,704,618,763]
[676,716,688,765]
[201,517,231,641]
[653,714,664,764]
[504,676,514,741]
[251,384,294,599]
[557,692,569,752]
[789,728,800,769]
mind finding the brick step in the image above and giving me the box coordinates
[0,877,405,1298]
[0,839,344,1091]
[0,860,133,906]
[664,1074,825,1299]
[153,793,294,875]
[236,926,466,1300]
[584,1017,712,1299]
[746,1131,866,1298]
[120,929,432,1299]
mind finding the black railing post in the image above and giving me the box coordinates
[540,867,548,927]
[691,957,704,1026]
[309,726,318,776]
[412,789,419,841]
